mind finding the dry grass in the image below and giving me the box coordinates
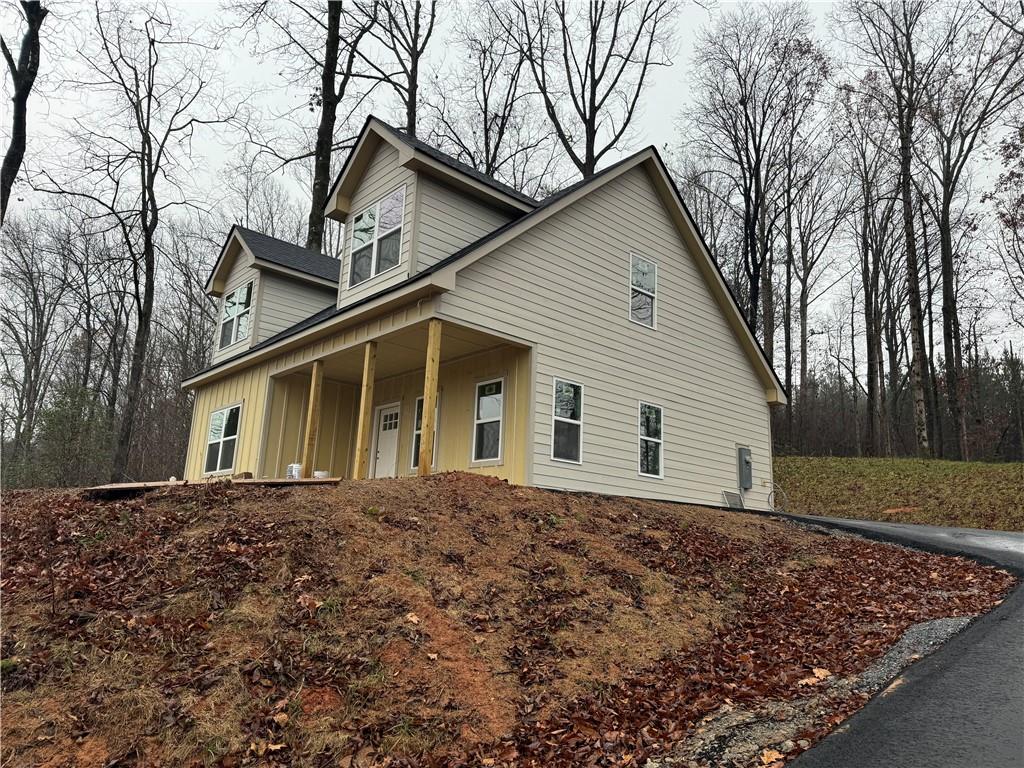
[775,456,1024,531]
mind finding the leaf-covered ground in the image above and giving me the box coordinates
[1,473,1015,767]
[774,456,1024,531]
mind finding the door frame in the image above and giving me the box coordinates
[370,401,402,478]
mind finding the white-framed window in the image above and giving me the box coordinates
[472,378,504,462]
[638,402,663,478]
[219,281,253,349]
[551,378,583,463]
[630,254,657,328]
[349,186,405,287]
[411,395,440,470]
[205,403,241,474]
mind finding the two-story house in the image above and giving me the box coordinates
[181,116,785,511]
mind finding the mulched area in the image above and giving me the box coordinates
[1,473,1015,767]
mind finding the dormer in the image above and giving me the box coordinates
[324,116,537,310]
[205,226,339,364]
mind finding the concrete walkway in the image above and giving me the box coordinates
[783,515,1024,768]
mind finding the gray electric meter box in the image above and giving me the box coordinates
[738,447,753,490]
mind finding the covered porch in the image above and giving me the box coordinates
[258,318,532,483]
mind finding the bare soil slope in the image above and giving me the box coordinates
[1,473,1014,767]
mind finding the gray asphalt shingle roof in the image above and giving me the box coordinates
[236,227,341,283]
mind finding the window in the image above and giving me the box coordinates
[219,281,253,349]
[551,378,583,463]
[630,254,657,327]
[411,396,440,469]
[638,402,663,477]
[472,379,504,462]
[205,404,241,474]
[349,186,405,286]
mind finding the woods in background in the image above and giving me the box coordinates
[2,0,1022,489]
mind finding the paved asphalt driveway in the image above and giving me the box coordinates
[781,515,1024,768]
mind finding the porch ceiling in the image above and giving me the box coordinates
[317,321,527,384]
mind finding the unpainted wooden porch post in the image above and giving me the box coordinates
[352,341,377,479]
[300,359,324,478]
[418,319,443,476]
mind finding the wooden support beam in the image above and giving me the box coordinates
[300,359,324,478]
[352,341,377,479]
[418,319,443,476]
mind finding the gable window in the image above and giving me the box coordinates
[551,378,583,463]
[472,378,504,462]
[411,396,439,469]
[349,186,405,286]
[205,404,241,474]
[638,402,663,478]
[219,281,253,349]
[630,254,657,328]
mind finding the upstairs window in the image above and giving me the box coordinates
[205,404,241,474]
[630,254,657,328]
[638,402,663,478]
[349,186,405,286]
[472,379,504,462]
[219,281,253,349]
[551,378,583,463]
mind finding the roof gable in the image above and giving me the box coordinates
[324,116,536,221]
[205,226,340,295]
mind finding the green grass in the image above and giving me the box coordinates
[774,456,1024,531]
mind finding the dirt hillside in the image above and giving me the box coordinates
[1,473,1014,767]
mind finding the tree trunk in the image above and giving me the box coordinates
[304,2,341,253]
[938,196,969,460]
[1,1,49,225]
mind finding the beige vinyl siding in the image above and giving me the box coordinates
[338,143,416,309]
[438,165,775,510]
[210,260,259,366]
[255,272,336,343]
[414,176,515,270]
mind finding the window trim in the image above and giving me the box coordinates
[550,377,583,465]
[203,401,243,477]
[218,280,254,350]
[637,401,664,479]
[410,394,440,470]
[347,185,406,288]
[628,253,658,329]
[470,377,505,466]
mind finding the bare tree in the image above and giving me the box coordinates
[355,0,438,138]
[1,0,49,225]
[917,3,1024,460]
[36,2,240,481]
[233,1,376,252]
[496,0,674,179]
[424,6,561,197]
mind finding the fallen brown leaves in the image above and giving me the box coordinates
[0,474,1015,768]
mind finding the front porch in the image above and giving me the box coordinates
[257,319,532,483]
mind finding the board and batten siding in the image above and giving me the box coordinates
[210,259,260,366]
[437,165,776,510]
[414,176,515,270]
[338,142,416,309]
[255,272,336,344]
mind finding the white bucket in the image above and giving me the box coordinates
[312,470,330,479]
[286,463,301,480]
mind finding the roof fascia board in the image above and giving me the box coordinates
[205,226,253,296]
[181,271,454,389]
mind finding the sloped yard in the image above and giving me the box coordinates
[774,456,1024,531]
[1,473,1015,767]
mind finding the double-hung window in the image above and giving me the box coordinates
[219,281,253,349]
[551,378,583,463]
[638,402,664,478]
[205,404,241,474]
[349,186,405,286]
[472,379,504,462]
[630,254,657,328]
[411,396,439,469]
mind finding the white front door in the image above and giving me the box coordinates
[371,404,401,478]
